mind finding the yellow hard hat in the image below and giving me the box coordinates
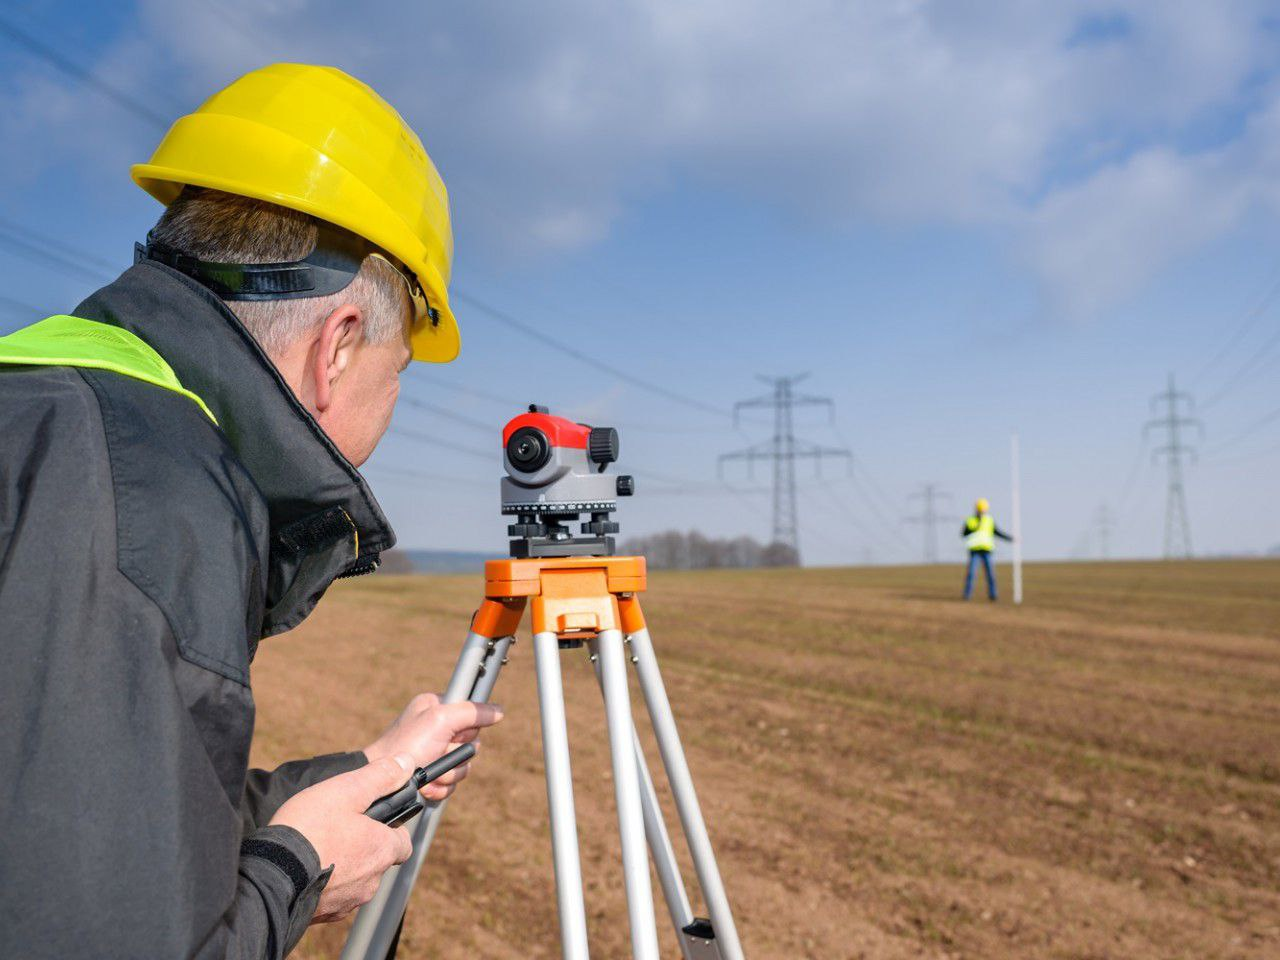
[975,498,990,513]
[131,63,458,363]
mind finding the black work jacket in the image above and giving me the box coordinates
[0,261,397,958]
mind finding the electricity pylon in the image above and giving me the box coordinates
[1094,503,1115,560]
[1144,373,1202,559]
[719,374,850,564]
[904,483,953,564]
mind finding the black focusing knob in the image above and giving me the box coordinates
[616,475,635,496]
[587,427,620,470]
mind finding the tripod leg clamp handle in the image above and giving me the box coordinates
[364,782,425,828]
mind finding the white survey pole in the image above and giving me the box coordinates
[1011,432,1023,605]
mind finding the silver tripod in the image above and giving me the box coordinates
[340,555,745,960]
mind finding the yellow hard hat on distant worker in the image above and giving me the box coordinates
[131,63,458,363]
[975,498,990,513]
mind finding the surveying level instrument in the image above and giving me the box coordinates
[342,406,746,960]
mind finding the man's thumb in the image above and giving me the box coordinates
[345,753,415,805]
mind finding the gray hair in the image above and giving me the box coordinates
[149,187,409,355]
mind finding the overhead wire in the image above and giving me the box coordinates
[0,8,739,428]
[395,394,497,433]
[385,426,493,462]
[0,224,117,285]
[0,294,48,320]
[452,290,733,419]
[0,23,890,559]
[1205,402,1280,456]
[1200,325,1280,410]
[0,12,174,131]
[360,462,476,487]
[1190,268,1280,388]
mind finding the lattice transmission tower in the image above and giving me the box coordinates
[1144,373,1202,559]
[1094,503,1115,560]
[719,374,850,563]
[903,483,954,564]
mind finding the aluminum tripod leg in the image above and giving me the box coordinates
[342,631,512,960]
[629,629,745,960]
[590,652,698,960]
[533,631,590,960]
[594,631,661,960]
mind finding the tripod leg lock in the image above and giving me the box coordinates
[680,919,727,960]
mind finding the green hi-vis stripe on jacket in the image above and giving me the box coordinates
[965,513,996,551]
[0,314,217,425]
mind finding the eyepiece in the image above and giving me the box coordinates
[506,426,552,472]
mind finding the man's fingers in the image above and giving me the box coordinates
[420,783,455,801]
[337,753,415,807]
[408,691,441,714]
[433,701,504,737]
[387,825,413,865]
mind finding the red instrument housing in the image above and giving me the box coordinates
[502,411,589,449]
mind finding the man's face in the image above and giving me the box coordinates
[317,320,412,466]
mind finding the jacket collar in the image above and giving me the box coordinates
[75,260,396,637]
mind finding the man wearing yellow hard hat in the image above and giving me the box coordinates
[0,64,502,958]
[960,497,1014,600]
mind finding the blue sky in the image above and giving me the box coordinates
[2,1,1278,564]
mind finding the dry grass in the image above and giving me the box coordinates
[250,558,1280,959]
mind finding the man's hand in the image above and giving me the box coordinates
[270,754,417,923]
[363,694,504,801]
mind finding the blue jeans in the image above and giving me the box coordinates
[963,551,996,600]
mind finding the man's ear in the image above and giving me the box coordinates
[311,304,364,413]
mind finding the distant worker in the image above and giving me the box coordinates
[960,498,1013,600]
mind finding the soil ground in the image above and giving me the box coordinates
[250,559,1280,959]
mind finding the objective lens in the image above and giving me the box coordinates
[506,427,551,472]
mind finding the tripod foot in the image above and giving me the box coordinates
[680,919,727,960]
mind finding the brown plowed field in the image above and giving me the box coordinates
[251,559,1280,959]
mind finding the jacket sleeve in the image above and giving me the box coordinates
[994,525,1014,542]
[242,751,368,833]
[0,371,323,960]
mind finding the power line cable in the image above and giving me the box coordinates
[0,13,173,130]
[1191,269,1280,387]
[0,226,116,285]
[453,290,731,419]
[838,475,911,554]
[0,216,122,274]
[395,394,497,434]
[812,481,900,558]
[384,426,493,462]
[795,487,859,557]
[1200,325,1280,410]
[0,23,740,430]
[0,294,47,319]
[361,462,476,487]
[1205,402,1280,456]
[1114,443,1149,515]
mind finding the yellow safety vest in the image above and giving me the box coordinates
[965,514,995,552]
[0,314,216,424]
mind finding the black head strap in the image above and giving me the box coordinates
[135,221,371,302]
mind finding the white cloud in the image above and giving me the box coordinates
[5,0,1279,318]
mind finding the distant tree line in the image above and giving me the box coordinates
[620,530,800,569]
